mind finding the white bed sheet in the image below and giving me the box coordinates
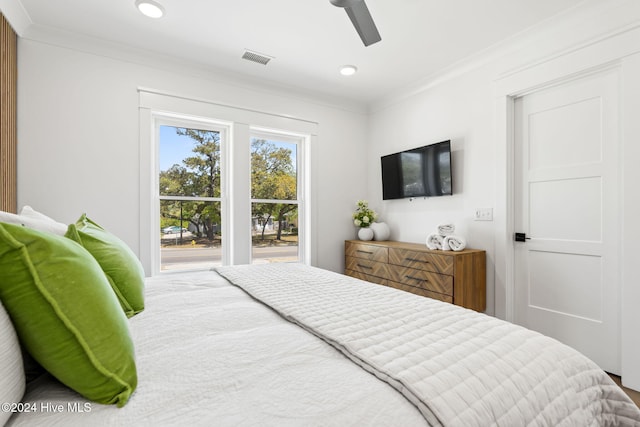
[217,263,640,426]
[7,270,428,427]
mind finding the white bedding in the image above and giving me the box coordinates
[8,264,640,426]
[7,270,427,427]
[216,264,640,427]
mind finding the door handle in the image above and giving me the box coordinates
[515,232,531,242]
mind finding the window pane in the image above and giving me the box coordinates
[251,138,297,200]
[251,203,298,264]
[160,126,221,198]
[160,200,222,271]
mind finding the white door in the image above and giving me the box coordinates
[513,68,621,374]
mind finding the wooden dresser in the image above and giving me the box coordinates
[344,240,486,312]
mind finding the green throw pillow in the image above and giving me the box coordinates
[66,214,145,317]
[0,223,137,407]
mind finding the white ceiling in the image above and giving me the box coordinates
[16,0,587,105]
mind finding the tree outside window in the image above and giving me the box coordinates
[159,126,222,270]
[250,136,300,263]
[158,127,303,269]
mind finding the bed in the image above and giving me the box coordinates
[1,210,640,427]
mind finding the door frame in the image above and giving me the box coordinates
[493,26,640,389]
[492,26,640,320]
[495,62,620,322]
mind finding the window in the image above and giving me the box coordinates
[250,131,305,264]
[142,91,315,274]
[157,122,226,271]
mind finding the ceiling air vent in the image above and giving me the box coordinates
[242,50,273,66]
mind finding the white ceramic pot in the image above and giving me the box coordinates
[370,222,390,241]
[357,227,374,241]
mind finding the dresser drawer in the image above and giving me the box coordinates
[345,241,388,263]
[345,270,388,286]
[345,256,390,279]
[345,240,486,312]
[387,280,453,304]
[388,264,453,296]
[389,248,454,275]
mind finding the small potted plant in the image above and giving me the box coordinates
[352,200,377,240]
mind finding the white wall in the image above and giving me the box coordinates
[367,0,640,390]
[16,37,368,274]
[368,66,497,314]
[621,52,640,393]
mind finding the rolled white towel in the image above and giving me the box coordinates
[437,223,455,236]
[444,235,467,252]
[426,233,443,250]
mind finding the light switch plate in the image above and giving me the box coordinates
[474,208,493,221]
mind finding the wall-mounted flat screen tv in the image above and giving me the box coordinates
[381,140,452,200]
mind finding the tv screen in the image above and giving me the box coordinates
[381,140,452,200]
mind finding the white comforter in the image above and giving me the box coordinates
[8,270,427,427]
[215,264,640,427]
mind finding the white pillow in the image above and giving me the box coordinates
[0,209,67,236]
[20,205,58,223]
[20,206,68,234]
[0,300,25,426]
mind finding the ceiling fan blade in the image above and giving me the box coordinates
[344,1,381,46]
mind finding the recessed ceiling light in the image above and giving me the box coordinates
[135,0,164,18]
[339,65,358,76]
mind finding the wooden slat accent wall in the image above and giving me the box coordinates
[0,12,17,213]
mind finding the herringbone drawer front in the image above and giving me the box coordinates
[345,256,389,279]
[345,242,388,263]
[344,240,486,312]
[345,269,388,286]
[387,280,453,304]
[389,248,453,275]
[388,264,453,295]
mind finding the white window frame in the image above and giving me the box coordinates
[151,112,231,274]
[138,88,317,275]
[250,127,309,264]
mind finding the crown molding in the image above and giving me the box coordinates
[0,0,30,35]
[369,0,640,113]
